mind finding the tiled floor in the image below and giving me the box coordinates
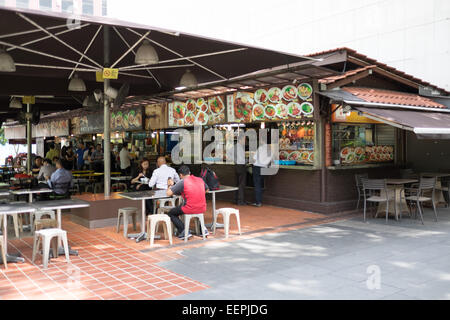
[0,200,354,300]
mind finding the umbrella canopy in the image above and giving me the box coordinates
[0,6,317,122]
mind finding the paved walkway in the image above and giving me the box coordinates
[161,207,450,300]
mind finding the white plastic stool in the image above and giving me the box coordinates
[117,207,138,237]
[146,214,173,247]
[31,210,56,233]
[184,214,207,242]
[32,228,70,269]
[0,235,7,270]
[213,208,242,238]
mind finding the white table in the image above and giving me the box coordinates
[111,176,132,181]
[10,187,53,203]
[0,203,36,264]
[32,199,90,256]
[118,190,174,242]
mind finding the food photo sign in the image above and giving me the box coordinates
[339,145,394,165]
[168,96,226,127]
[226,83,314,123]
[111,108,143,131]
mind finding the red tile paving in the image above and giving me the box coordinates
[0,200,355,300]
[342,87,446,109]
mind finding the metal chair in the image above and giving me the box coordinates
[404,177,438,225]
[362,178,391,223]
[355,173,369,210]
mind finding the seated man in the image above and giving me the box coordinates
[37,158,56,181]
[149,156,180,190]
[166,165,209,239]
[46,158,73,198]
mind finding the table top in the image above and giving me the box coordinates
[386,179,418,185]
[0,191,10,197]
[32,199,90,211]
[73,173,104,177]
[10,188,53,195]
[0,203,36,215]
[111,176,131,181]
[207,185,239,193]
[420,173,450,178]
[118,189,172,201]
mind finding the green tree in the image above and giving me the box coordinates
[0,127,7,145]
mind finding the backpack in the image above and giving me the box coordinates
[200,166,220,190]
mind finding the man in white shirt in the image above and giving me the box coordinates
[148,156,180,190]
[119,143,132,175]
[249,144,273,207]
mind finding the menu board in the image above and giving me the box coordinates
[226,83,314,123]
[111,108,143,131]
[50,120,69,136]
[168,96,226,127]
[145,103,167,130]
[33,122,51,137]
[80,113,103,134]
[4,126,26,139]
[340,145,394,165]
[71,117,81,136]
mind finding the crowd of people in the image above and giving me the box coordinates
[31,137,274,238]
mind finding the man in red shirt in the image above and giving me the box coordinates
[166,165,209,239]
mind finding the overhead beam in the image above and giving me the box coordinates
[113,26,161,87]
[17,13,103,68]
[125,28,231,80]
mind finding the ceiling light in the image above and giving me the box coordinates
[179,69,197,88]
[68,74,86,92]
[0,48,15,72]
[135,40,159,65]
[9,97,22,109]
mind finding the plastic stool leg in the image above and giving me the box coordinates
[61,233,70,263]
[12,214,19,238]
[31,234,39,263]
[123,213,128,237]
[42,236,50,269]
[184,215,191,242]
[149,219,156,247]
[224,213,230,239]
[132,212,137,231]
[166,221,173,245]
[198,215,206,240]
[116,212,121,233]
[235,211,242,235]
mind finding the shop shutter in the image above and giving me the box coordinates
[376,125,395,145]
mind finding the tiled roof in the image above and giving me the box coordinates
[342,87,447,109]
[319,65,376,84]
[308,47,449,95]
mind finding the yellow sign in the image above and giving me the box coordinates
[95,71,104,82]
[22,96,35,104]
[103,68,119,79]
[331,104,381,124]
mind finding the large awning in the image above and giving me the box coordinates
[353,107,450,139]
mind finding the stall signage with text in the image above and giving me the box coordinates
[331,104,381,124]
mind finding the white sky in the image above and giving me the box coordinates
[107,0,450,91]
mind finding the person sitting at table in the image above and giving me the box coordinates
[131,158,152,191]
[45,158,73,199]
[32,156,43,174]
[166,165,209,239]
[37,158,56,181]
[148,156,180,190]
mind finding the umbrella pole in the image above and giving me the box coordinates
[103,25,111,196]
[26,103,32,173]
